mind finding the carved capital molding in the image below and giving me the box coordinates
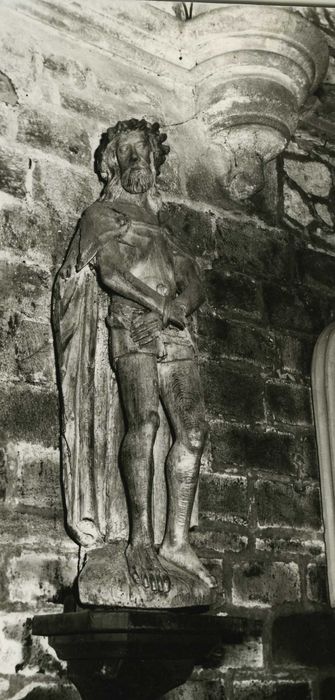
[2,1,329,200]
[191,6,328,199]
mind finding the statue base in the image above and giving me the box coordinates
[78,540,217,608]
[32,608,261,700]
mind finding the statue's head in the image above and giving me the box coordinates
[95,118,170,195]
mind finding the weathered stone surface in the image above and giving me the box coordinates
[283,182,314,226]
[255,479,321,530]
[17,107,92,166]
[164,680,223,699]
[205,269,264,320]
[265,382,312,427]
[272,612,335,667]
[232,561,301,607]
[202,363,265,422]
[198,315,275,368]
[215,217,296,282]
[285,159,332,197]
[199,473,248,526]
[233,680,311,700]
[0,385,58,447]
[0,70,18,105]
[0,259,51,320]
[276,332,314,378]
[3,442,62,509]
[0,143,27,198]
[210,425,296,475]
[160,203,215,257]
[263,282,333,335]
[298,248,335,291]
[7,550,77,604]
[306,562,328,604]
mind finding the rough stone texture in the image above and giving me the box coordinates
[0,1,333,699]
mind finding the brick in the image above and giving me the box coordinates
[0,312,54,384]
[0,385,58,447]
[12,318,54,384]
[263,282,333,335]
[7,550,77,604]
[219,634,263,669]
[272,612,335,667]
[190,527,248,557]
[284,158,332,197]
[266,382,312,427]
[43,53,90,88]
[198,315,275,367]
[232,560,301,608]
[298,248,335,291]
[199,473,248,526]
[306,563,328,604]
[32,158,96,222]
[205,269,264,320]
[0,260,51,319]
[275,332,314,378]
[255,479,321,530]
[60,91,112,124]
[256,535,325,557]
[210,425,295,475]
[202,363,265,423]
[17,107,91,166]
[164,679,223,699]
[284,182,314,227]
[233,680,311,700]
[0,143,27,198]
[0,506,71,548]
[3,442,62,510]
[215,217,296,282]
[0,199,75,268]
[160,203,215,257]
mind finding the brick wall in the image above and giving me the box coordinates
[1,2,335,699]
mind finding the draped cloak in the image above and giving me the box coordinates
[52,200,197,549]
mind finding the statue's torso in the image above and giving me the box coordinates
[101,218,177,301]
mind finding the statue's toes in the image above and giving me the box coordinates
[149,571,158,592]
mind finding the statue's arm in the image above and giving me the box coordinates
[96,243,166,316]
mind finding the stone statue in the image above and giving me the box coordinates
[53,118,217,607]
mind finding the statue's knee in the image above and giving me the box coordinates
[185,419,208,452]
[138,410,160,435]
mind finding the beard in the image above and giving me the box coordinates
[121,163,154,194]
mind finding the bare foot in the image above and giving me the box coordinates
[159,541,217,588]
[126,542,170,593]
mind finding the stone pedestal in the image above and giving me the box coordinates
[32,609,262,699]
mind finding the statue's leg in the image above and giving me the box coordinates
[115,353,170,593]
[158,359,216,588]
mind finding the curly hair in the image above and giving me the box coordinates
[95,117,170,182]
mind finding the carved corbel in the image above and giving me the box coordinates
[191,6,329,199]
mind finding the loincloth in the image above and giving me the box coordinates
[107,299,196,365]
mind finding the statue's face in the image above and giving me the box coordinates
[116,130,154,194]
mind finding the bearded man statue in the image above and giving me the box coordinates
[53,118,217,608]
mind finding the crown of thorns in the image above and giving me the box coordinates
[95,118,170,180]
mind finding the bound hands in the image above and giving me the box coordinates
[130,298,187,347]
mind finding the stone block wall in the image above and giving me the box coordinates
[1,1,335,699]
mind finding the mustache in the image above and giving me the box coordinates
[121,162,154,194]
